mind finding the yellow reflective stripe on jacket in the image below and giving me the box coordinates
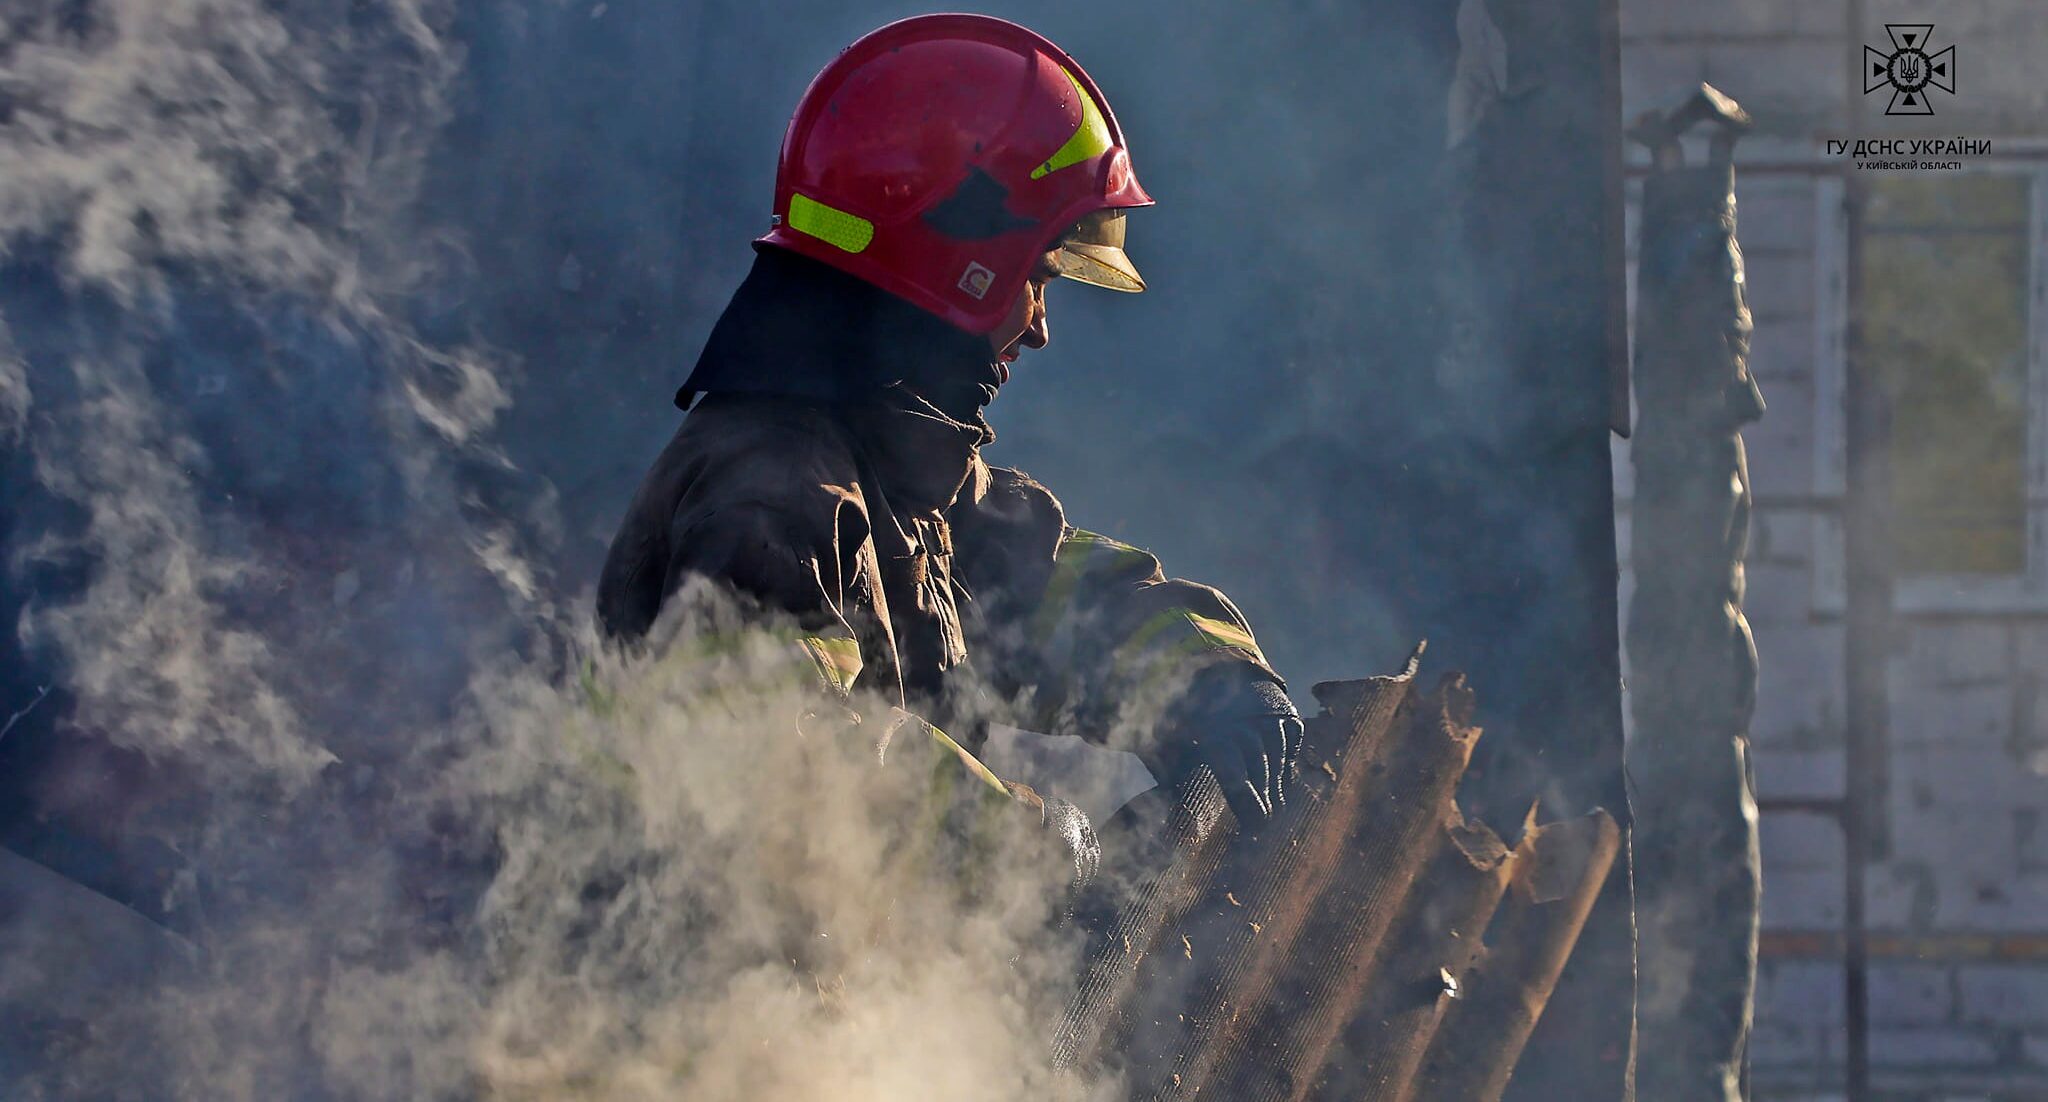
[1029,529,1154,646]
[1111,608,1270,685]
[570,659,637,790]
[797,634,864,697]
[1183,611,1262,658]
[651,624,862,697]
[889,708,1010,799]
[887,708,1032,900]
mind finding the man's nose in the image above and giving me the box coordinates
[1022,286,1050,349]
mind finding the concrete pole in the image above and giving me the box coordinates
[1625,84,1766,1102]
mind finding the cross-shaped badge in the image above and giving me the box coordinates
[1864,24,1955,116]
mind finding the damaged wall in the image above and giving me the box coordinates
[1619,1,2048,1098]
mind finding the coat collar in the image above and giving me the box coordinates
[838,386,985,518]
[680,247,996,520]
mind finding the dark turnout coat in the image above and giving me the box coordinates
[597,249,1283,751]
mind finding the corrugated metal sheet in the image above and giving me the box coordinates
[1058,659,1623,1100]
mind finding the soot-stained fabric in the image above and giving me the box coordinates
[598,248,1281,742]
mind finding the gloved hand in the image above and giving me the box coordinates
[1039,794,1103,895]
[1148,671,1303,827]
[1002,780,1102,903]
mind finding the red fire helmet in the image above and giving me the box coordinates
[758,14,1154,334]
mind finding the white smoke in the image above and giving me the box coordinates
[0,0,452,305]
[0,319,26,439]
[22,346,331,783]
[28,605,1092,1100]
[0,4,1098,1099]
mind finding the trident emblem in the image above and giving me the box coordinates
[1864,24,1955,115]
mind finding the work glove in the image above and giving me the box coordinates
[876,708,1102,904]
[1011,787,1102,899]
[1148,669,1303,828]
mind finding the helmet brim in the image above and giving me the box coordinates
[1050,209,1145,292]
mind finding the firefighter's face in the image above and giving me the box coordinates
[987,250,1059,377]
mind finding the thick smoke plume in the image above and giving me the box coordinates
[1,4,1091,1098]
[34,605,1091,1100]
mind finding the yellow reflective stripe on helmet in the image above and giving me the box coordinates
[798,634,864,697]
[1028,529,1154,646]
[787,193,875,253]
[1030,68,1115,180]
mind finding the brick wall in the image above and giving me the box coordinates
[1617,0,2048,1096]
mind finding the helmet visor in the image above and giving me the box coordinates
[1050,209,1145,292]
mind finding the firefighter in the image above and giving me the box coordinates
[597,14,1300,828]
